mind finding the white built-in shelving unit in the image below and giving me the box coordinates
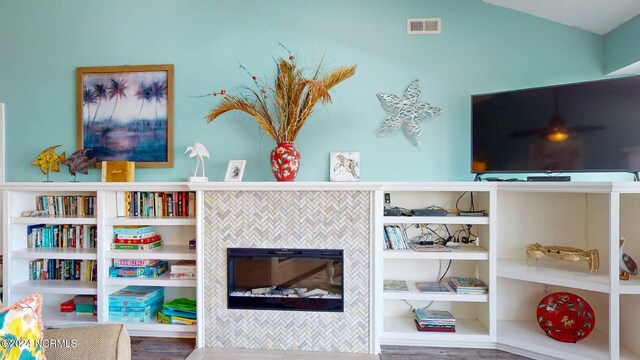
[374,183,497,349]
[2,183,197,338]
[4,181,640,358]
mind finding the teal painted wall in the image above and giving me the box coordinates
[0,0,604,182]
[605,14,640,75]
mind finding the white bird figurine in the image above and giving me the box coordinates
[620,237,638,281]
[185,143,210,179]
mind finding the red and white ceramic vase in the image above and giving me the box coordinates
[270,141,300,181]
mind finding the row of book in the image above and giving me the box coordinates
[116,191,195,218]
[35,195,96,217]
[414,308,456,332]
[27,224,97,249]
[383,225,409,250]
[448,277,487,294]
[111,226,163,251]
[109,286,164,323]
[29,259,97,281]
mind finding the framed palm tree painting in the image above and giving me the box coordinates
[76,64,174,168]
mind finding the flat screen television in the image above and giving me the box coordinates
[472,75,640,174]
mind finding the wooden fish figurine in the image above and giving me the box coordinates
[526,243,599,275]
[32,145,66,178]
[63,149,96,177]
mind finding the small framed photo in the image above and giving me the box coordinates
[224,160,246,182]
[330,152,360,182]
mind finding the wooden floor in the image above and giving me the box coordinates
[130,338,529,360]
[131,337,196,360]
[380,346,529,359]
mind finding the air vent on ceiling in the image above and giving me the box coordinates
[407,18,441,35]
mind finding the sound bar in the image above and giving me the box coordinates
[527,176,571,182]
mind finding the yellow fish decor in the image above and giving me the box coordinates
[31,145,66,182]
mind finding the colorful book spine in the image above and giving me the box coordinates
[113,234,160,244]
[169,273,195,279]
[110,240,162,251]
[113,259,160,267]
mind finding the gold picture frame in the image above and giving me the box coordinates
[76,64,174,168]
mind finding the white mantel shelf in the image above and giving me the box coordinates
[1,181,638,193]
[187,181,384,191]
[0,182,190,192]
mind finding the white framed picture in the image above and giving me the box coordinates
[224,160,246,182]
[330,152,360,182]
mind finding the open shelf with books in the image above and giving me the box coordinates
[98,185,197,338]
[3,187,100,332]
[2,184,198,339]
[375,185,496,350]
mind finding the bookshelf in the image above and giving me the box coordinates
[4,181,640,357]
[375,184,496,349]
[2,183,197,338]
[4,187,99,330]
[99,185,197,337]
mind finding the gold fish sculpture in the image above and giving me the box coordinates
[32,145,66,180]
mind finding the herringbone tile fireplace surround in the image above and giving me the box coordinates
[202,190,372,353]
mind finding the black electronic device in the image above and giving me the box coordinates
[472,75,640,176]
[412,208,448,216]
[384,207,412,216]
[457,210,487,216]
[527,176,571,182]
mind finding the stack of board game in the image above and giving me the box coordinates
[109,286,164,323]
[170,260,196,280]
[109,259,168,278]
[60,295,97,317]
[414,309,456,332]
[112,225,162,251]
[157,298,196,325]
[448,277,488,294]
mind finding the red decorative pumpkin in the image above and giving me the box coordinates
[270,142,300,182]
[536,292,595,343]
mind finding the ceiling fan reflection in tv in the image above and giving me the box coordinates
[507,88,605,142]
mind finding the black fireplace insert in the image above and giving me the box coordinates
[227,248,344,312]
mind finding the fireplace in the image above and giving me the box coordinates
[227,248,344,312]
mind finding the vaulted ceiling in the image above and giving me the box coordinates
[484,0,640,35]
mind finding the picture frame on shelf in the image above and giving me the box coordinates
[224,160,246,182]
[330,152,360,182]
[76,64,174,168]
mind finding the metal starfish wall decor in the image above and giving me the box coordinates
[376,77,443,146]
